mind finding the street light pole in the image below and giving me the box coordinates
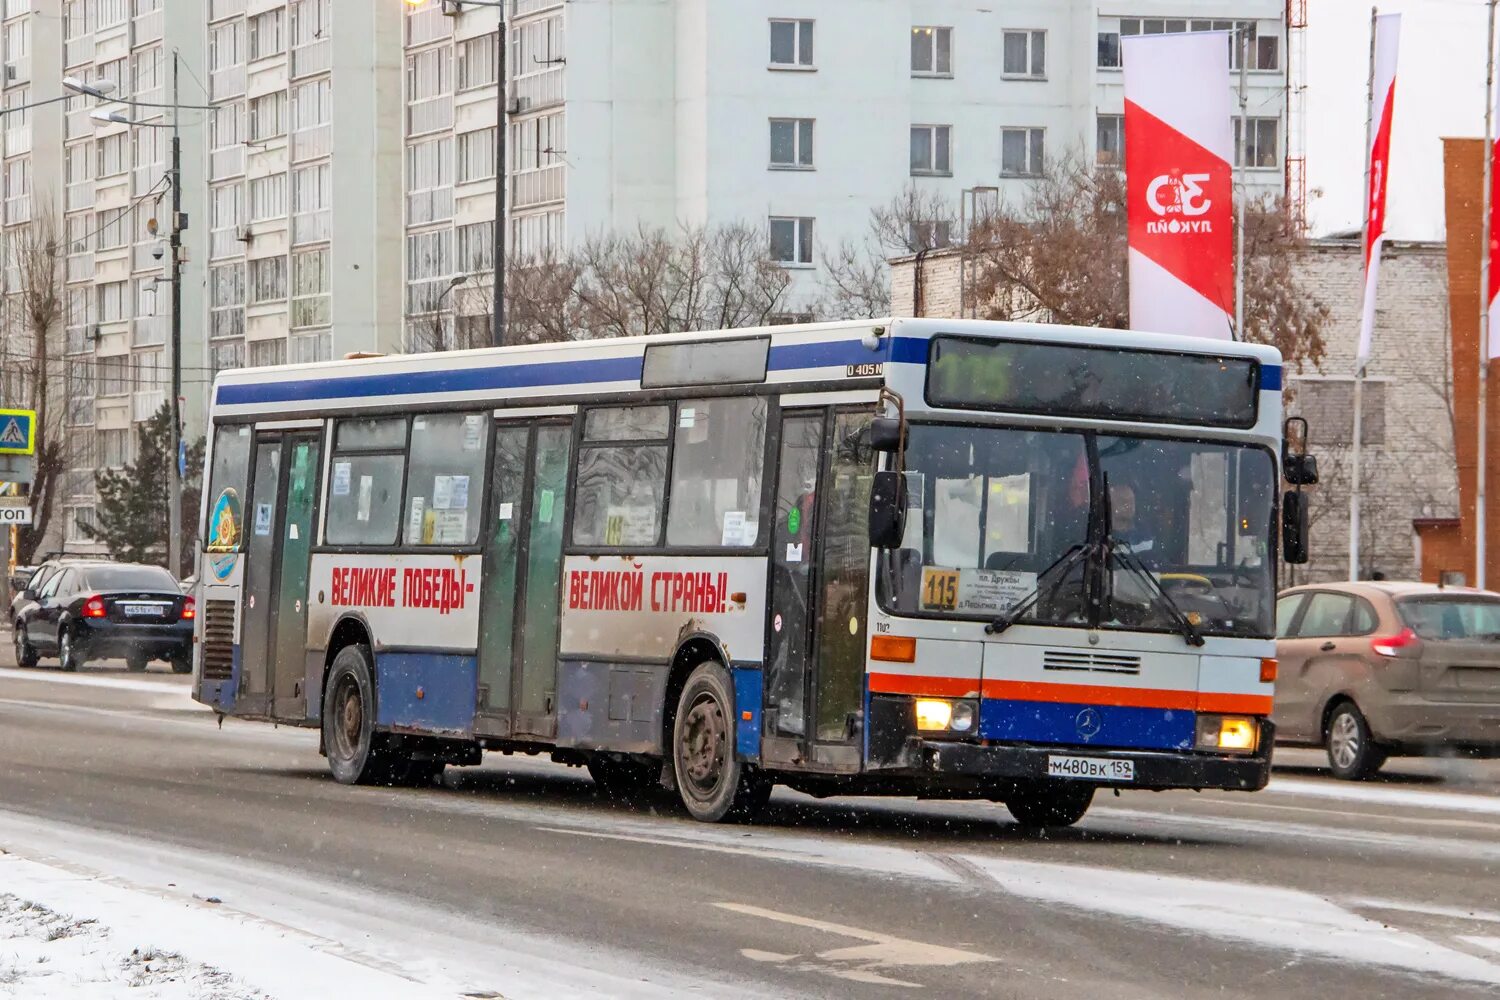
[168,51,183,579]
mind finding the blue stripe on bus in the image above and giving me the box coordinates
[979,698,1195,752]
[1260,365,1282,391]
[731,666,763,759]
[374,652,477,736]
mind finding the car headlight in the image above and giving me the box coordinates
[1196,714,1259,753]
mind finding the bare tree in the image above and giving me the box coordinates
[818,185,957,318]
[2,206,65,564]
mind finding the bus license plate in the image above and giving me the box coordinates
[1047,755,1135,782]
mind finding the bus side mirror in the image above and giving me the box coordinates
[870,417,904,453]
[1282,491,1310,565]
[868,471,908,549]
[1284,453,1318,486]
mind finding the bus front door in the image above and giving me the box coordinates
[764,409,873,772]
[476,420,573,740]
[240,431,322,722]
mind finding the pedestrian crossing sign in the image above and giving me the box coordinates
[0,409,35,456]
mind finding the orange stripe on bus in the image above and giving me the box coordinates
[1197,692,1275,715]
[868,673,981,698]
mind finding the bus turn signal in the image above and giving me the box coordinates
[869,635,916,663]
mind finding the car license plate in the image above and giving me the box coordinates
[1046,755,1135,782]
[122,604,159,617]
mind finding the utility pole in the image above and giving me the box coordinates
[168,51,183,579]
[1234,25,1248,341]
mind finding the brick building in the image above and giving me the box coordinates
[890,238,1457,584]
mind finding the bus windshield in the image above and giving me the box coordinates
[878,424,1276,638]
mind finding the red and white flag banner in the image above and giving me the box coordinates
[1357,13,1400,367]
[1488,49,1500,360]
[1123,32,1235,340]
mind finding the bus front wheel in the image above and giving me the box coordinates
[1005,781,1095,829]
[671,661,770,823]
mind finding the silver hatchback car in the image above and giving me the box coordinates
[1274,582,1500,779]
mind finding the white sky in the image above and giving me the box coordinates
[1305,0,1490,239]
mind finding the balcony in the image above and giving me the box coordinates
[291,39,330,79]
[132,242,163,273]
[133,314,166,346]
[407,96,453,137]
[514,0,564,16]
[66,253,93,283]
[210,308,245,341]
[211,227,243,261]
[407,187,453,226]
[511,164,564,210]
[132,388,165,422]
[133,9,163,44]
[406,6,453,47]
[66,107,92,141]
[292,209,330,245]
[64,36,93,70]
[291,124,329,162]
[4,194,30,226]
[211,64,246,101]
[513,66,564,113]
[209,0,245,21]
[211,144,244,180]
[5,125,28,157]
[66,181,94,212]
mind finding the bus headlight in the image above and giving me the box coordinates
[950,701,976,733]
[915,699,953,731]
[1196,714,1259,753]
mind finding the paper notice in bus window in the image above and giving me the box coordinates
[332,462,351,496]
[786,543,803,563]
[921,567,960,610]
[433,476,454,510]
[357,476,373,522]
[463,415,484,451]
[407,497,426,540]
[538,490,556,524]
[433,510,467,544]
[956,569,1037,614]
[254,503,272,536]
[721,510,747,546]
[450,475,470,510]
[498,502,514,521]
[604,514,624,546]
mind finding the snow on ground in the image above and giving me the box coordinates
[0,892,269,999]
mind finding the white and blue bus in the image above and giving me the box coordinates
[194,318,1310,827]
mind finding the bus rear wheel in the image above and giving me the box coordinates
[1005,781,1095,829]
[323,643,402,786]
[671,662,770,823]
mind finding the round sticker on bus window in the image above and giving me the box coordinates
[207,488,242,553]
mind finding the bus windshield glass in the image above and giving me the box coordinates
[927,336,1261,428]
[878,424,1276,638]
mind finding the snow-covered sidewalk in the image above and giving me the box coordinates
[0,854,450,999]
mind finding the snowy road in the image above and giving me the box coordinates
[1,660,1499,998]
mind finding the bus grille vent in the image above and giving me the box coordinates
[1042,650,1142,675]
[201,600,236,681]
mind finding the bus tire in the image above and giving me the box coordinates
[671,661,769,823]
[1005,781,1095,828]
[322,643,394,786]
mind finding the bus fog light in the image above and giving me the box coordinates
[915,699,953,731]
[1196,714,1258,752]
[950,701,976,733]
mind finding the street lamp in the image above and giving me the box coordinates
[413,0,507,347]
[67,60,214,580]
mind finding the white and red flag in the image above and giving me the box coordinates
[1488,41,1500,360]
[1357,13,1400,366]
[1123,31,1235,339]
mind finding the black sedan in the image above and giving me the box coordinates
[13,562,193,673]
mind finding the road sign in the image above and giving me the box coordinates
[0,454,35,483]
[0,409,36,456]
[0,503,32,526]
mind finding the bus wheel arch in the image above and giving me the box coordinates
[667,648,771,823]
[662,635,731,759]
[320,615,374,757]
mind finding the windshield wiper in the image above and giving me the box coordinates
[1106,538,1206,647]
[984,542,1090,636]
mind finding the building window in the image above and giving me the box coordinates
[291,247,329,329]
[290,77,331,160]
[101,428,130,469]
[1002,30,1045,79]
[910,124,951,175]
[211,262,245,340]
[248,256,288,304]
[1234,116,1279,168]
[1105,19,1278,71]
[290,331,331,364]
[911,26,952,77]
[96,281,128,322]
[66,506,97,544]
[97,58,128,98]
[94,207,129,250]
[457,33,499,92]
[292,162,330,243]
[132,46,162,97]
[768,118,813,169]
[98,356,129,397]
[1292,379,1385,447]
[406,46,453,136]
[1097,113,1123,166]
[769,216,813,266]
[96,132,128,177]
[1001,127,1045,177]
[406,136,453,226]
[769,19,814,68]
[248,337,287,368]
[456,222,494,273]
[211,339,245,377]
[248,8,285,61]
[249,173,287,221]
[97,0,127,29]
[406,228,454,314]
[248,91,286,142]
[908,220,953,250]
[457,127,496,184]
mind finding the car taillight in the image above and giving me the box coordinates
[1371,627,1419,657]
[82,596,107,618]
[181,596,196,621]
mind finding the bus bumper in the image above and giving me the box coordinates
[916,728,1273,792]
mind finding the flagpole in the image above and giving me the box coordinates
[1349,6,1377,582]
[1478,0,1496,589]
[1235,26,1249,340]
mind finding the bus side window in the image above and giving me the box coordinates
[204,424,253,552]
[402,413,489,547]
[666,397,768,548]
[573,405,670,548]
[326,417,408,547]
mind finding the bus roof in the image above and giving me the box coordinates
[209,317,1283,419]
